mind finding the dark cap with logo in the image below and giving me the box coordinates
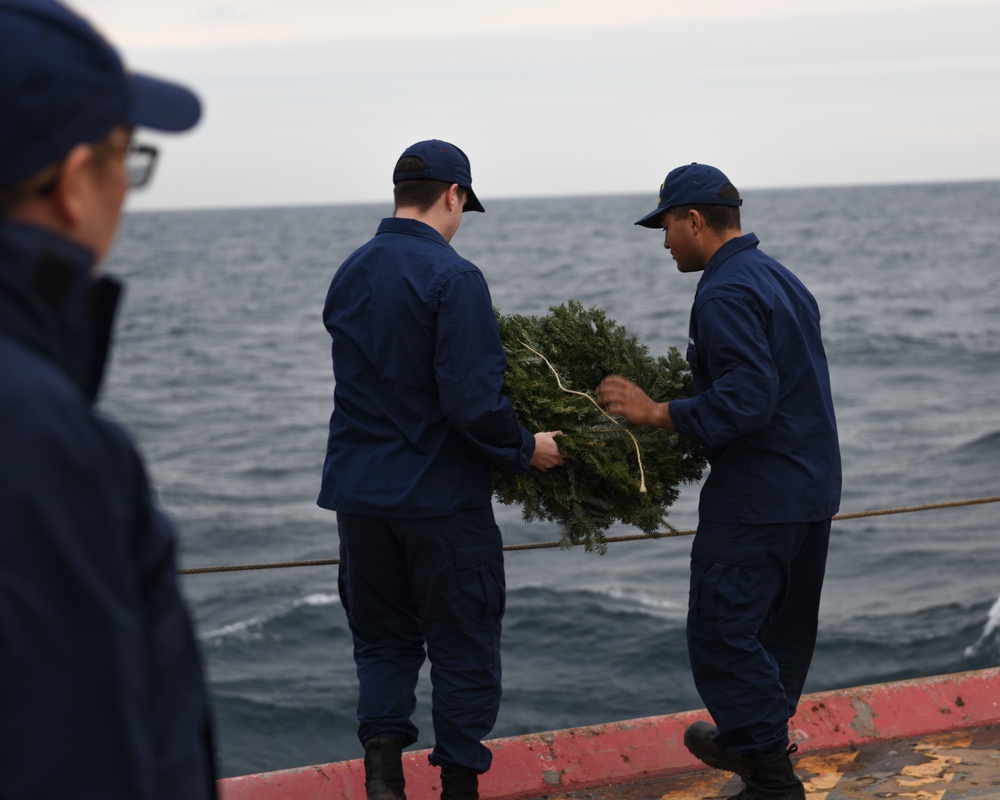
[0,0,202,187]
[634,163,742,228]
[393,139,485,213]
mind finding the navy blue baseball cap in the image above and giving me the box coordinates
[634,163,742,228]
[393,139,485,213]
[0,0,202,187]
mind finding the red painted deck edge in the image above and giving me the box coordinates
[218,667,1000,800]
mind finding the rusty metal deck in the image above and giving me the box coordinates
[219,668,1000,800]
[547,725,1000,800]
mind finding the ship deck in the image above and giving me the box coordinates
[548,724,1000,800]
[218,668,1000,800]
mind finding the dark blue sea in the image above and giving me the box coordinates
[100,182,1000,779]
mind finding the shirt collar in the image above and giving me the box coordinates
[377,216,450,247]
[0,221,121,402]
[700,232,760,285]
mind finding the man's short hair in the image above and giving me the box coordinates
[671,183,742,232]
[393,156,452,212]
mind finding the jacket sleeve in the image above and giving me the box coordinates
[118,427,218,799]
[0,383,216,799]
[433,268,535,472]
[670,294,779,448]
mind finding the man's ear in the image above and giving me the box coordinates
[47,143,94,230]
[688,208,705,235]
[445,183,461,212]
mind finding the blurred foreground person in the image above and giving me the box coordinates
[0,1,215,797]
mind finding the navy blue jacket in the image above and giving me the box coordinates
[318,217,534,517]
[0,222,216,799]
[669,234,842,524]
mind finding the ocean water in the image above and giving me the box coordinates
[100,182,1000,779]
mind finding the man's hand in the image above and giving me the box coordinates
[596,375,674,430]
[530,431,565,472]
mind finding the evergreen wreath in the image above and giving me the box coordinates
[493,301,706,554]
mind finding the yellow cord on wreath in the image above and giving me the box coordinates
[516,339,647,494]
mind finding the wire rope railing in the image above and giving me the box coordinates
[177,495,1000,575]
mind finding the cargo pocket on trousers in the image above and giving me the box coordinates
[455,544,506,633]
[690,538,767,632]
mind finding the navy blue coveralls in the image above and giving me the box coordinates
[0,222,216,799]
[318,218,535,773]
[669,233,842,757]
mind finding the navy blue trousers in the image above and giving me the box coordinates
[686,519,831,757]
[336,507,505,773]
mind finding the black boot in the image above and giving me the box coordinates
[730,745,805,800]
[363,737,406,800]
[684,721,750,780]
[440,765,479,800]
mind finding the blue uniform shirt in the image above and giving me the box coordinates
[318,217,534,517]
[669,233,841,524]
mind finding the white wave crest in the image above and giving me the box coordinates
[510,580,684,620]
[202,614,269,642]
[295,592,340,607]
[964,592,1000,658]
[201,591,340,643]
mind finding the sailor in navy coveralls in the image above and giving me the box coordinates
[318,140,563,800]
[597,163,841,800]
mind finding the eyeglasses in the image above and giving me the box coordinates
[125,143,158,188]
[1,139,160,211]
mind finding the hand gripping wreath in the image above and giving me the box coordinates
[492,301,706,554]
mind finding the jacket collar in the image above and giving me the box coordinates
[0,221,122,403]
[700,232,760,286]
[376,216,450,247]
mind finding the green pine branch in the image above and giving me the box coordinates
[492,300,706,554]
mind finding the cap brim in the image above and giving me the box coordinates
[463,186,485,213]
[634,206,666,228]
[126,72,202,132]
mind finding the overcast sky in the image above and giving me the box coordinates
[74,0,1000,211]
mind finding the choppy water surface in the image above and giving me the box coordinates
[101,182,1000,777]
